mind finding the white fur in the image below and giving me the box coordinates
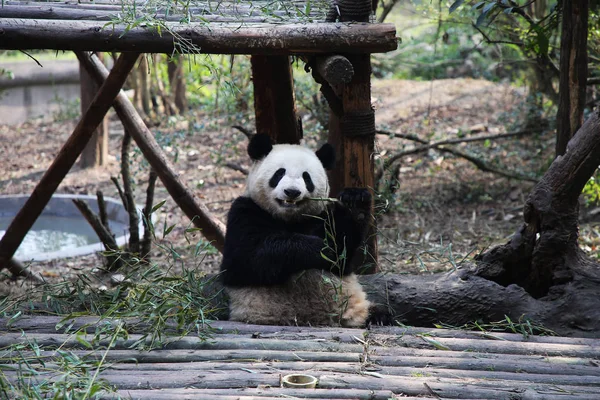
[246,144,330,221]
[227,270,370,327]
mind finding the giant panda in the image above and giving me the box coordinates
[220,134,371,327]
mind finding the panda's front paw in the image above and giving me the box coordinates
[339,188,371,222]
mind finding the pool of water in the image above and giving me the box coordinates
[0,216,128,260]
[0,194,142,261]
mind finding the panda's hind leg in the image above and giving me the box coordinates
[339,274,371,328]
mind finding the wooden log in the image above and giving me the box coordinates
[110,394,400,400]
[105,357,600,377]
[96,367,600,387]
[76,51,227,252]
[10,349,361,364]
[8,314,600,346]
[0,19,398,55]
[251,55,301,144]
[0,333,363,353]
[316,373,600,399]
[78,52,109,168]
[314,55,355,85]
[0,52,140,273]
[8,369,600,399]
[0,2,328,22]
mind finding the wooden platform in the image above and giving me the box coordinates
[2,316,600,399]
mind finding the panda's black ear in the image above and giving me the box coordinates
[316,143,335,170]
[248,134,273,160]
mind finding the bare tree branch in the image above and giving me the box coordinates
[376,129,542,183]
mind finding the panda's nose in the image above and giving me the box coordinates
[284,188,301,199]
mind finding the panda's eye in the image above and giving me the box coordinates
[303,172,315,192]
[269,168,286,188]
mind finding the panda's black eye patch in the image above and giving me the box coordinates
[303,172,315,192]
[269,168,286,188]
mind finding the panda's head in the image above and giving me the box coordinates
[245,134,335,220]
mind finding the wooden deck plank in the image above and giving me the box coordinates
[2,316,600,399]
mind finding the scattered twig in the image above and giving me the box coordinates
[376,129,427,144]
[588,77,600,85]
[376,129,542,183]
[224,163,248,175]
[423,382,443,399]
[232,125,255,139]
[6,258,44,284]
[19,50,43,68]
[437,145,538,182]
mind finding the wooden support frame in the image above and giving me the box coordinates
[251,55,301,144]
[76,52,227,251]
[0,19,397,55]
[0,52,140,274]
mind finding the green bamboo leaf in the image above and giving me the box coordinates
[449,0,465,13]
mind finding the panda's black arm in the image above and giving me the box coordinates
[324,189,372,274]
[220,197,336,287]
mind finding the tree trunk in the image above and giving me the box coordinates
[167,55,187,114]
[555,0,589,156]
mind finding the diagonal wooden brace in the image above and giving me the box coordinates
[0,52,140,277]
[76,52,227,251]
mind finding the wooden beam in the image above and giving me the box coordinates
[76,52,227,252]
[251,55,301,144]
[78,53,109,168]
[0,19,398,55]
[0,53,140,273]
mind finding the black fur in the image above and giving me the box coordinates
[220,189,371,287]
[315,143,336,170]
[248,134,273,160]
[269,168,286,188]
[302,172,315,193]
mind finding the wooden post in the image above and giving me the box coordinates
[324,0,378,273]
[0,53,140,273]
[77,52,227,252]
[327,54,377,273]
[251,55,301,144]
[78,53,109,168]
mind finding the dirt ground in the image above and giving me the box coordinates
[0,77,559,296]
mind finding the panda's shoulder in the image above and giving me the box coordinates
[228,196,269,219]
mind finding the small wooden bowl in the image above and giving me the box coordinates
[281,374,318,388]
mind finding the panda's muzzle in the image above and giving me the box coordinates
[278,188,303,207]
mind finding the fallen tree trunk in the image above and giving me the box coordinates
[365,109,600,337]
